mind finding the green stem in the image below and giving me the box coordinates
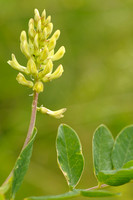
[85,184,108,191]
[2,91,39,186]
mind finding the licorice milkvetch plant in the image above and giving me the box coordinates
[1,8,133,200]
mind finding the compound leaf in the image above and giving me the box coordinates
[56,124,84,189]
[11,128,37,199]
[92,125,114,177]
[112,125,133,169]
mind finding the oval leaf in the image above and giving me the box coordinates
[80,189,119,197]
[112,125,133,169]
[98,167,133,186]
[12,128,37,199]
[92,125,114,177]
[56,124,84,189]
[25,190,80,200]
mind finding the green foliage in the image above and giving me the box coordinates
[112,125,133,169]
[98,167,133,186]
[56,124,84,189]
[80,189,119,197]
[25,189,119,200]
[11,128,37,199]
[92,125,114,176]
[25,190,80,200]
[92,124,133,188]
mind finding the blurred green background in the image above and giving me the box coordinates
[1,0,133,199]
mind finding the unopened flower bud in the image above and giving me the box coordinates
[33,81,44,93]
[50,64,64,80]
[42,64,63,82]
[20,40,31,58]
[51,30,60,40]
[44,16,51,26]
[48,37,56,51]
[41,9,46,25]
[38,60,53,79]
[34,9,40,23]
[37,18,42,32]
[8,54,29,74]
[41,9,46,19]
[27,58,38,76]
[28,18,35,38]
[34,33,39,49]
[37,106,66,119]
[20,31,27,42]
[46,23,53,37]
[16,73,33,88]
[52,46,65,61]
[20,31,31,58]
[49,50,54,57]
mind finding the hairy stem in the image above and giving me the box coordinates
[2,91,38,185]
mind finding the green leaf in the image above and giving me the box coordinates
[56,124,84,189]
[92,125,114,176]
[11,128,37,199]
[80,189,120,197]
[112,125,133,169]
[123,160,133,168]
[98,167,133,186]
[25,190,80,200]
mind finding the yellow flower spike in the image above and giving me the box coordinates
[16,73,33,88]
[37,106,66,119]
[52,46,65,61]
[28,18,36,39]
[27,58,38,76]
[33,81,44,93]
[8,54,29,74]
[38,59,53,79]
[8,8,65,91]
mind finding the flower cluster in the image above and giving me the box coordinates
[8,9,65,93]
[8,9,66,119]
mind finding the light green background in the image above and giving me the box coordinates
[0,0,133,199]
